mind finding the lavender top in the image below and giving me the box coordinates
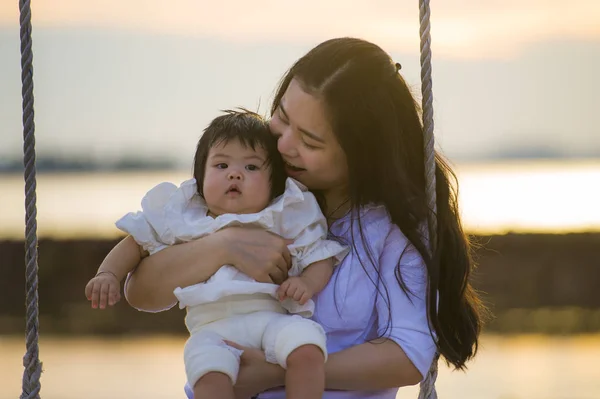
[259,204,436,399]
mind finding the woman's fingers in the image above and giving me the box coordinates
[281,242,292,269]
[266,230,292,270]
[224,340,244,350]
[269,255,289,285]
[228,227,292,284]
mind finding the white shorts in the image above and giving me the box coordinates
[183,310,326,388]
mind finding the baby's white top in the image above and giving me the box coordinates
[116,177,348,316]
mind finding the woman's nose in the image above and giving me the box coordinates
[277,129,299,158]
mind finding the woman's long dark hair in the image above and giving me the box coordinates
[271,37,487,370]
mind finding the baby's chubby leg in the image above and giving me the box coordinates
[286,344,326,399]
[194,371,234,399]
[184,330,244,399]
[262,315,328,399]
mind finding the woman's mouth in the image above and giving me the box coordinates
[284,160,305,172]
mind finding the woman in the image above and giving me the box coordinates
[118,37,486,398]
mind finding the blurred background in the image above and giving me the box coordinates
[1,1,599,398]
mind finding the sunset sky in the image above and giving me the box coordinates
[1,0,599,164]
[2,0,598,57]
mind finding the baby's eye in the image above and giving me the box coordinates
[215,163,228,169]
[246,164,259,171]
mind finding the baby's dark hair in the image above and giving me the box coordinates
[193,108,286,199]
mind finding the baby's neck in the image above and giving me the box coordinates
[206,208,265,218]
[206,209,219,218]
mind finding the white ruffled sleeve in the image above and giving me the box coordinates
[115,182,179,255]
[278,180,349,275]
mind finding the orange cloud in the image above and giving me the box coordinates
[1,0,599,58]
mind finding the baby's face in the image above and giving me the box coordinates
[203,139,272,216]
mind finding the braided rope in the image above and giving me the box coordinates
[13,1,438,398]
[416,0,439,398]
[18,0,43,398]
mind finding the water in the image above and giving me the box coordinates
[1,160,599,239]
[1,334,599,399]
[2,161,599,398]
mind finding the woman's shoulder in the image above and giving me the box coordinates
[356,206,425,283]
[344,204,397,238]
[335,204,409,257]
[358,203,391,225]
[361,205,416,242]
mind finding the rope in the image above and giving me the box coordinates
[18,0,43,398]
[13,1,438,397]
[416,1,439,398]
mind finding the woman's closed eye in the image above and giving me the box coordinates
[277,108,289,125]
[275,106,322,150]
[302,141,320,150]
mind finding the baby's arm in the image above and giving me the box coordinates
[298,258,334,295]
[277,258,334,305]
[274,180,347,304]
[84,235,147,309]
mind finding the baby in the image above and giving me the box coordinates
[85,109,348,399]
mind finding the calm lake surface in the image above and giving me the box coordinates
[1,160,600,238]
[2,160,599,398]
[1,334,599,399]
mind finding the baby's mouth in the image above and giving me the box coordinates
[226,185,241,194]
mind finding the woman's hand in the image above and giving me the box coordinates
[126,227,291,311]
[225,341,285,399]
[222,227,292,285]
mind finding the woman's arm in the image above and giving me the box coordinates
[324,339,423,389]
[233,338,422,396]
[126,227,292,312]
[125,231,228,311]
[319,227,434,390]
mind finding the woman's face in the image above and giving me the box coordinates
[270,78,349,201]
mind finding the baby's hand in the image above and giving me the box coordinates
[277,276,313,305]
[84,272,121,309]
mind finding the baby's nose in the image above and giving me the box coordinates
[227,170,242,180]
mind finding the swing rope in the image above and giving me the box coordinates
[18,0,43,398]
[17,1,440,397]
[416,1,440,398]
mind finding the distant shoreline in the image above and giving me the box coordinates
[2,161,599,237]
[2,232,599,336]
[1,155,598,174]
[0,157,179,174]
